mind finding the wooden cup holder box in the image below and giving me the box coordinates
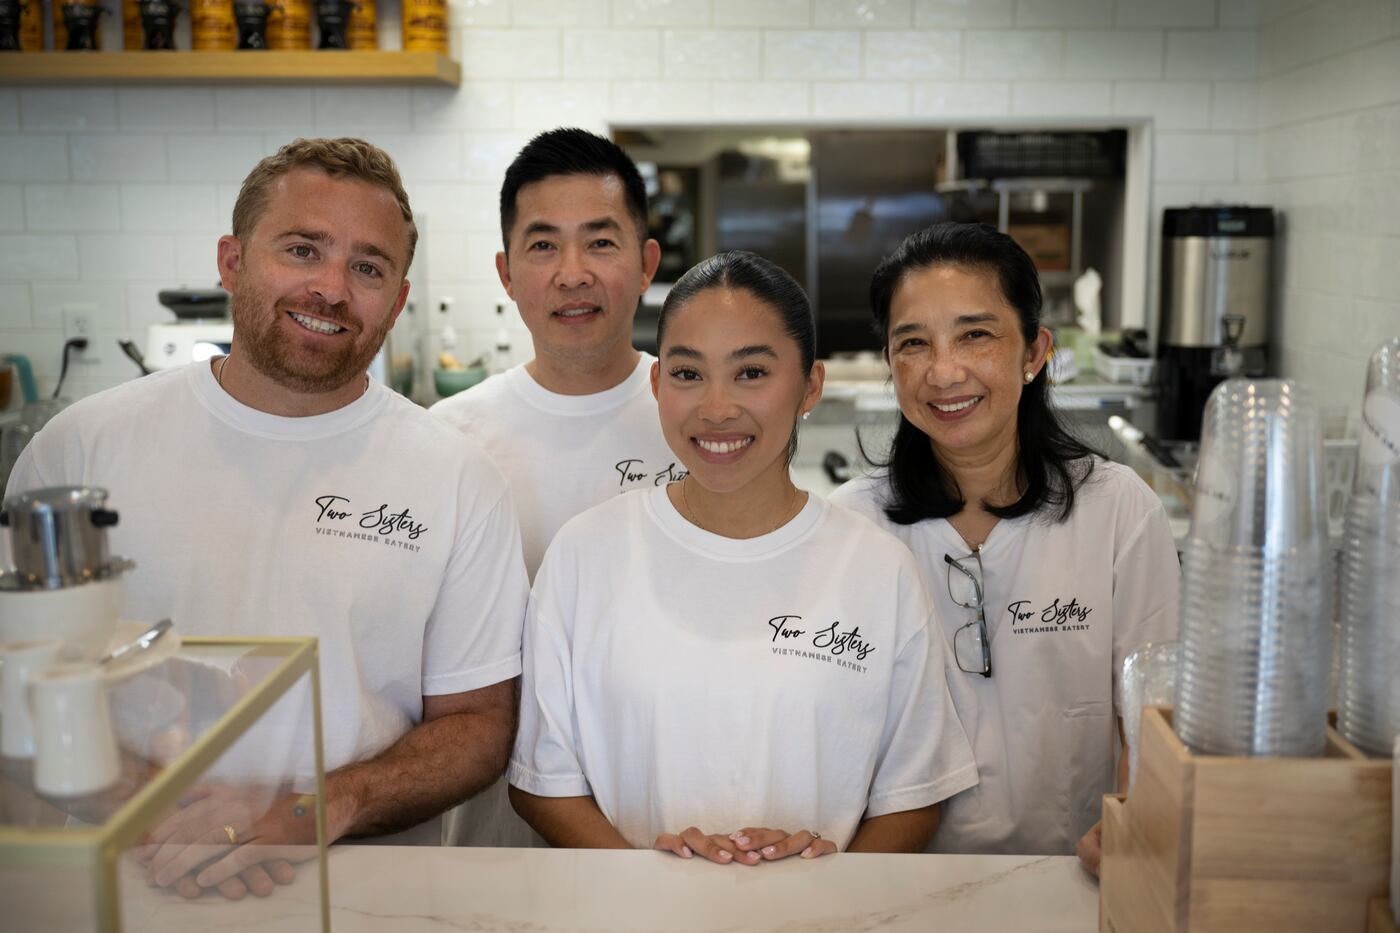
[1100,706,1392,933]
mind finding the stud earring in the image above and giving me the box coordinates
[802,411,811,421]
[1024,370,1035,383]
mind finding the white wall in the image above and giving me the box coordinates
[1251,0,1400,413]
[0,0,1385,407]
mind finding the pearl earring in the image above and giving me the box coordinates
[802,411,811,421]
[1024,371,1035,383]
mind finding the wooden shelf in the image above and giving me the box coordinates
[0,51,460,86]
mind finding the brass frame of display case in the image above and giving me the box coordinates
[0,636,329,933]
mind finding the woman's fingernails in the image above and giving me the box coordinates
[718,850,732,860]
[762,845,776,856]
[736,835,749,846]
[800,846,814,858]
[680,846,692,858]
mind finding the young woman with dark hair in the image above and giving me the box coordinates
[509,251,977,864]
[831,223,1179,874]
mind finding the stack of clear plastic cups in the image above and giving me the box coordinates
[1336,337,1400,756]
[1174,379,1332,757]
[1121,640,1178,791]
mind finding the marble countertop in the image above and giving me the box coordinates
[123,845,1100,932]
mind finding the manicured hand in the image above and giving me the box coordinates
[653,826,761,865]
[731,826,836,861]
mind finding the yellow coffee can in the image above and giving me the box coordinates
[347,0,375,50]
[401,0,445,53]
[191,0,237,49]
[266,0,310,49]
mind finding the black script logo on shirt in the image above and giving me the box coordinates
[613,458,689,488]
[766,614,876,661]
[314,494,428,540]
[1006,597,1093,634]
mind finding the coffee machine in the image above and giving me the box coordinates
[1156,205,1275,441]
[0,487,133,659]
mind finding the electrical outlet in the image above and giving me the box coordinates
[62,305,100,363]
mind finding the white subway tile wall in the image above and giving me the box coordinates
[815,0,913,28]
[0,0,1393,409]
[1064,29,1164,79]
[0,284,32,330]
[912,80,1012,116]
[915,0,1014,28]
[713,0,811,28]
[963,30,1063,78]
[116,89,219,132]
[19,89,120,133]
[24,186,121,233]
[0,91,19,132]
[1112,81,1212,129]
[764,29,862,78]
[0,186,23,233]
[564,29,663,80]
[864,30,961,79]
[1255,2,1400,410]
[813,80,913,117]
[1115,0,1217,27]
[1011,81,1112,116]
[1015,0,1114,29]
[663,29,762,79]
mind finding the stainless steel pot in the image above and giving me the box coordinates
[0,486,128,590]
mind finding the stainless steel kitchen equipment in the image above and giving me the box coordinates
[0,486,134,665]
[144,287,234,371]
[1156,205,1275,441]
[0,486,128,590]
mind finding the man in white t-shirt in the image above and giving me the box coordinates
[432,128,677,847]
[4,139,528,897]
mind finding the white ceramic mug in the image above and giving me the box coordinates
[28,662,120,797]
[0,639,63,758]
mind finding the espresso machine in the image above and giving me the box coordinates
[1156,205,1275,441]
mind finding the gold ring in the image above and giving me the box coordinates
[223,824,238,845]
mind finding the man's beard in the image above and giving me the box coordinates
[230,281,391,395]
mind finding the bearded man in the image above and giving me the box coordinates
[3,138,527,897]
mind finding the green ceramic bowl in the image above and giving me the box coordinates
[434,366,488,398]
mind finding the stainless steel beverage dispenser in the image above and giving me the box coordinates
[1156,205,1274,441]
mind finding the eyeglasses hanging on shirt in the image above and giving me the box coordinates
[945,548,991,678]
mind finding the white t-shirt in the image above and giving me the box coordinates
[430,355,681,579]
[5,364,528,832]
[431,353,678,847]
[830,459,1179,855]
[509,485,978,850]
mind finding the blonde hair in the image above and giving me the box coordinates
[231,137,418,270]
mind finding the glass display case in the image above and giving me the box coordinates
[0,636,328,932]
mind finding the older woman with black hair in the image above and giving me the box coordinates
[831,223,1179,874]
[508,250,977,864]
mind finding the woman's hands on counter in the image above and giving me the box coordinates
[652,826,836,864]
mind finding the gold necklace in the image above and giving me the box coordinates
[678,476,803,538]
[216,355,369,399]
